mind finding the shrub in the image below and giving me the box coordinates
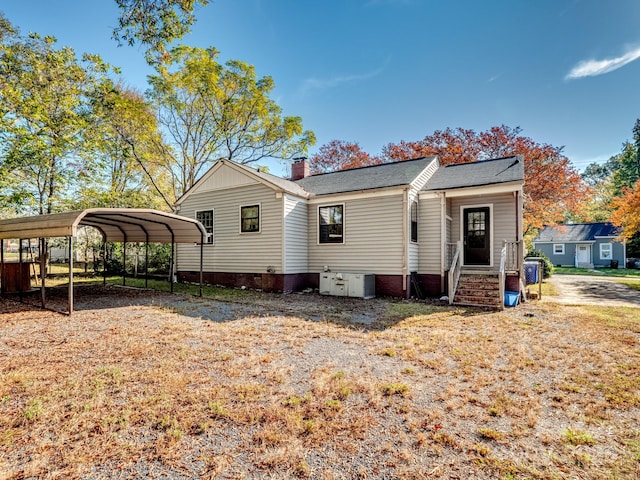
[526,249,554,278]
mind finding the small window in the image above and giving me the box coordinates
[600,243,612,260]
[319,205,344,244]
[240,205,260,233]
[196,210,214,244]
[553,244,564,255]
[410,201,418,243]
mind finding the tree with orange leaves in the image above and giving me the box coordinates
[309,140,381,174]
[383,125,589,235]
[610,181,640,240]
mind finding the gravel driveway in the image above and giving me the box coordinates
[545,273,640,308]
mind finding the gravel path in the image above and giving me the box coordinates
[545,274,640,308]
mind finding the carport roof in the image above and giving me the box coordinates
[0,208,207,243]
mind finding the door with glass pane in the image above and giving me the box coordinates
[463,207,491,266]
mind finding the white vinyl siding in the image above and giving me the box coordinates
[450,193,518,269]
[408,159,438,273]
[308,194,404,275]
[284,194,308,273]
[417,196,441,274]
[176,183,282,273]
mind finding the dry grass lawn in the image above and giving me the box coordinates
[1,286,639,479]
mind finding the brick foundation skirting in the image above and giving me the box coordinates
[178,271,455,298]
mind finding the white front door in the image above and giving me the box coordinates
[576,244,590,266]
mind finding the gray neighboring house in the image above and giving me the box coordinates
[174,155,525,304]
[533,223,625,268]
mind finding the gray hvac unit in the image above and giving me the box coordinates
[319,272,375,299]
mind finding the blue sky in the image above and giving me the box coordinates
[2,0,640,177]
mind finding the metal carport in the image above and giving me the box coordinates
[0,208,207,314]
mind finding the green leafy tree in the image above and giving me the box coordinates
[71,83,175,210]
[0,20,112,214]
[147,45,315,199]
[573,162,616,222]
[113,0,209,63]
[607,142,639,196]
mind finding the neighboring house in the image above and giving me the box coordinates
[533,223,625,268]
[174,155,525,304]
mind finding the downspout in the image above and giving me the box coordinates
[402,188,408,296]
[515,191,520,240]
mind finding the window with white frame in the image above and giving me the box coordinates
[599,243,612,260]
[319,204,344,243]
[240,204,260,233]
[553,244,564,255]
[196,209,214,244]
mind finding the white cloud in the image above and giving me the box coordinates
[566,46,640,80]
[299,63,387,95]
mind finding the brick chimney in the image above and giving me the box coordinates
[291,157,310,180]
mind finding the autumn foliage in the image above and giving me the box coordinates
[382,125,590,234]
[610,180,640,240]
[309,140,381,174]
[310,126,589,235]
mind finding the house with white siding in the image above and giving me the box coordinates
[174,155,525,306]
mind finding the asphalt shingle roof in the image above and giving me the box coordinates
[293,157,437,195]
[534,222,621,242]
[423,155,524,191]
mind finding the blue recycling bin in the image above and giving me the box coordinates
[524,261,539,285]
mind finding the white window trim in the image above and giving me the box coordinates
[317,203,345,245]
[460,203,495,268]
[410,200,418,244]
[195,208,214,245]
[599,242,612,260]
[459,203,494,268]
[553,244,565,255]
[239,203,261,234]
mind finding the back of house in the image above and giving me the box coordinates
[175,155,525,299]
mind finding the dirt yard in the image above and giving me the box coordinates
[1,286,639,479]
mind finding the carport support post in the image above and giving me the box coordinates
[145,239,149,289]
[122,237,127,287]
[0,239,4,295]
[40,238,46,308]
[68,236,74,315]
[18,238,23,302]
[103,239,107,286]
[170,235,175,293]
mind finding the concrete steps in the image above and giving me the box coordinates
[453,273,502,308]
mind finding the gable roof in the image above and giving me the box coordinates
[533,222,621,243]
[293,156,437,195]
[175,159,308,206]
[423,155,524,191]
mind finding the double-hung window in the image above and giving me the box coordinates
[240,204,260,233]
[553,244,564,255]
[600,243,612,260]
[410,201,418,243]
[196,210,214,244]
[319,205,344,243]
